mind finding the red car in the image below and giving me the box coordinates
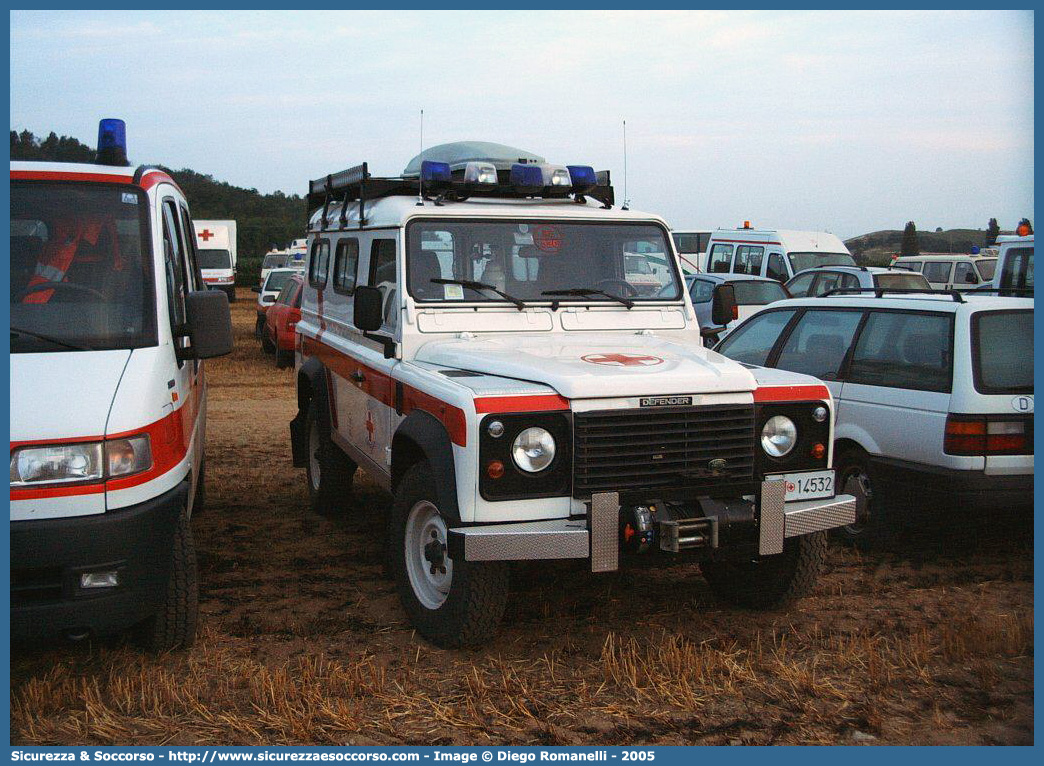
[263,274,303,368]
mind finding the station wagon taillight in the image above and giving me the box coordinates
[944,415,1033,456]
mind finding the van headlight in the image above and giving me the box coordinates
[511,427,556,473]
[10,436,152,487]
[761,416,797,458]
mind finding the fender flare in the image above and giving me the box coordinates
[392,410,460,521]
[290,356,329,467]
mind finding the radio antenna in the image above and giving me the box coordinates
[416,108,425,207]
[621,119,629,211]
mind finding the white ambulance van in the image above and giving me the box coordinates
[705,224,855,282]
[287,238,308,268]
[993,233,1034,296]
[289,142,856,648]
[194,219,237,301]
[10,119,233,650]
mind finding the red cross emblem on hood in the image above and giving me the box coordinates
[581,353,664,367]
[198,229,214,241]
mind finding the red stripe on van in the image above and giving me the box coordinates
[709,238,782,246]
[474,395,570,413]
[753,385,830,403]
[10,170,133,185]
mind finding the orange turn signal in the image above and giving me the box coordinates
[487,460,505,479]
[810,443,826,460]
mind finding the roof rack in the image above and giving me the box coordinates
[307,163,615,229]
[821,287,966,303]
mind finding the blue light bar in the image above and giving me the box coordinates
[567,165,596,187]
[420,160,451,183]
[510,163,544,188]
[96,118,128,166]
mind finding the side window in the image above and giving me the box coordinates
[786,272,816,298]
[292,281,304,309]
[766,252,788,281]
[953,261,977,285]
[707,244,734,273]
[840,273,861,290]
[922,261,952,284]
[715,309,796,366]
[161,209,187,363]
[811,272,839,296]
[333,238,359,294]
[734,245,764,276]
[774,310,863,380]
[848,311,953,392]
[275,280,296,305]
[999,247,1034,290]
[370,239,398,330]
[178,204,202,291]
[308,239,330,288]
[689,279,714,303]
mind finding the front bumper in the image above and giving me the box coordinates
[448,479,856,570]
[10,479,188,640]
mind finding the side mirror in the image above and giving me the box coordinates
[710,283,738,327]
[184,290,233,359]
[252,286,262,293]
[354,285,384,332]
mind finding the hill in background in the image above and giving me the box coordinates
[845,228,1009,266]
[10,129,306,285]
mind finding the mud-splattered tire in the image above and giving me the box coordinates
[139,509,198,652]
[390,461,509,648]
[833,446,889,549]
[305,398,356,516]
[701,531,828,609]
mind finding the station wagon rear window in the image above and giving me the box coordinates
[10,181,156,353]
[198,249,232,270]
[406,220,681,303]
[874,272,930,291]
[973,310,1033,394]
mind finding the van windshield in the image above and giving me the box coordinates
[973,310,1033,394]
[787,252,856,273]
[406,220,681,303]
[10,181,156,353]
[975,258,997,281]
[263,254,287,270]
[199,249,232,270]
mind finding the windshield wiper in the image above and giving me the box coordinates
[10,326,95,352]
[431,278,527,311]
[541,288,635,309]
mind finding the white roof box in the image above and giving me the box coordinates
[403,141,545,176]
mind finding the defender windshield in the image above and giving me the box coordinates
[787,252,856,272]
[199,249,232,270]
[406,220,681,303]
[10,181,155,353]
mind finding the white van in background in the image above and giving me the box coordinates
[194,219,238,301]
[287,238,308,268]
[993,234,1034,295]
[705,225,855,282]
[892,253,997,291]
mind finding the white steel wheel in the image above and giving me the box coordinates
[308,414,322,492]
[404,500,453,610]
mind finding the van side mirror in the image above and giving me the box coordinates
[354,285,384,332]
[711,283,738,327]
[184,290,233,359]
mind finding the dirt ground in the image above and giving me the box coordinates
[10,290,1034,746]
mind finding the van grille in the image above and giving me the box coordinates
[573,405,755,495]
[11,566,63,606]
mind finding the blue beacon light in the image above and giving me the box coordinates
[420,160,451,183]
[96,118,128,166]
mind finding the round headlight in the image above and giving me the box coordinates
[761,416,797,458]
[511,427,556,473]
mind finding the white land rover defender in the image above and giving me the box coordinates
[289,142,856,647]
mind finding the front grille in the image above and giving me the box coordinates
[573,404,755,495]
[11,566,63,606]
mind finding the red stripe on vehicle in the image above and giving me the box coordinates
[474,395,570,413]
[709,238,783,246]
[753,385,830,403]
[10,170,133,184]
[301,335,467,447]
[136,169,180,192]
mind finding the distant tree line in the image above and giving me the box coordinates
[11,128,308,285]
[846,216,1034,265]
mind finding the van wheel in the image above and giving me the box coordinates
[226,287,236,303]
[701,531,827,609]
[139,509,198,652]
[305,398,356,516]
[390,461,509,648]
[833,447,888,548]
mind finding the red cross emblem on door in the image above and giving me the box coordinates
[581,353,664,367]
[365,411,376,447]
[198,229,214,242]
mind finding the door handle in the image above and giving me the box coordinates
[351,370,365,383]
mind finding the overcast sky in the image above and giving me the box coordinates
[10,10,1035,238]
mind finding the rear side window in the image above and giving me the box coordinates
[786,272,816,298]
[333,238,359,294]
[731,280,788,305]
[715,309,796,366]
[976,258,997,281]
[690,279,714,303]
[953,261,978,285]
[766,253,788,282]
[922,261,952,284]
[894,261,921,273]
[848,311,953,392]
[707,244,733,273]
[972,311,1033,394]
[733,245,764,276]
[775,309,862,381]
[999,247,1033,292]
[875,272,930,291]
[308,239,330,288]
[673,233,708,254]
